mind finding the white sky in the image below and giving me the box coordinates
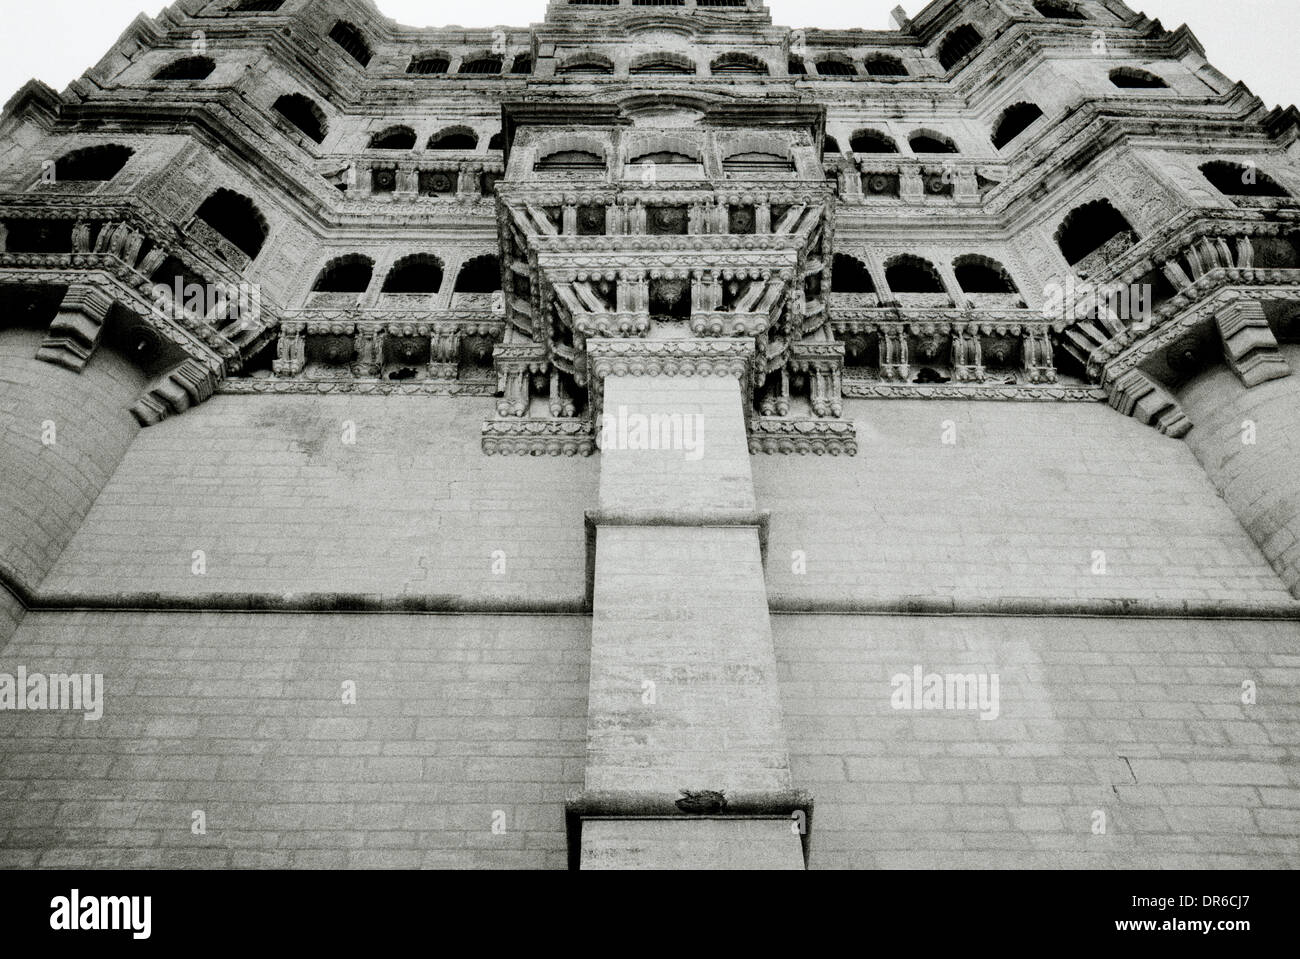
[2,1,1297,109]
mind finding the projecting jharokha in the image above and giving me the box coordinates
[0,0,1298,870]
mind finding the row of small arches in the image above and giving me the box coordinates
[367,126,502,151]
[831,253,1020,296]
[311,254,500,295]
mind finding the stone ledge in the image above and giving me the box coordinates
[565,788,814,871]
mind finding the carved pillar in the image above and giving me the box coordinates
[899,166,925,203]
[35,283,116,373]
[562,204,578,235]
[756,199,772,233]
[549,368,575,417]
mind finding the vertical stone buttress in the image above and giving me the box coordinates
[1175,342,1300,597]
[0,326,147,645]
[572,339,807,869]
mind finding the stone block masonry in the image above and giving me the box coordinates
[0,611,589,869]
[1178,344,1300,599]
[755,398,1294,608]
[0,328,144,591]
[39,393,599,608]
[774,614,1300,869]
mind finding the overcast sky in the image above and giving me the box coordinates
[3,1,1296,109]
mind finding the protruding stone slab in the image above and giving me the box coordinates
[580,820,805,870]
[131,358,220,426]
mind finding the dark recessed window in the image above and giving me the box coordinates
[865,54,908,77]
[815,59,856,77]
[1034,0,1086,19]
[329,21,372,67]
[369,126,416,150]
[154,56,215,81]
[886,255,945,293]
[454,255,501,293]
[428,128,478,150]
[1110,67,1168,89]
[273,94,327,144]
[195,188,268,259]
[53,145,134,181]
[832,254,875,293]
[1200,161,1290,198]
[711,53,769,76]
[312,255,374,293]
[909,131,959,154]
[383,254,444,294]
[511,56,533,75]
[991,102,1045,149]
[460,57,503,75]
[408,56,450,75]
[1056,199,1135,265]
[850,129,899,153]
[938,24,982,70]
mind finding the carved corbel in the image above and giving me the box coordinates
[549,368,575,417]
[351,328,385,377]
[497,365,531,417]
[1105,368,1191,438]
[1215,298,1290,387]
[1022,328,1057,384]
[130,358,220,427]
[760,368,790,416]
[430,329,461,379]
[272,326,306,376]
[35,283,116,372]
[952,329,984,382]
[878,327,910,381]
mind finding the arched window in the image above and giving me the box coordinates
[1110,67,1168,89]
[536,150,605,172]
[696,0,744,5]
[885,255,944,293]
[722,151,795,174]
[815,58,856,77]
[631,53,695,75]
[865,54,908,77]
[194,188,268,259]
[558,55,614,76]
[909,130,959,154]
[633,0,685,5]
[953,255,1018,293]
[711,53,769,76]
[428,127,478,150]
[511,56,533,75]
[460,56,503,75]
[824,136,841,153]
[938,24,982,70]
[383,254,444,294]
[454,254,501,293]
[369,126,416,150]
[1055,199,1135,265]
[850,129,899,153]
[991,102,1045,150]
[329,21,372,67]
[831,254,875,293]
[312,255,374,293]
[53,145,133,181]
[273,94,327,144]
[629,151,699,166]
[488,132,505,151]
[407,56,450,75]
[788,58,807,76]
[1034,0,1086,18]
[153,56,215,81]
[1199,161,1290,198]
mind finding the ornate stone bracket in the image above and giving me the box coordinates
[1103,368,1192,439]
[1215,299,1290,388]
[34,283,116,372]
[131,358,221,427]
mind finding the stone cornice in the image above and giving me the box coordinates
[587,337,755,379]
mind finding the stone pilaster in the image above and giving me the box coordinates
[572,338,808,869]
